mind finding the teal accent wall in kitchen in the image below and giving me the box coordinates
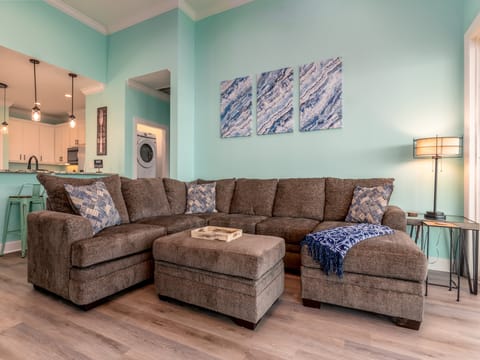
[465,0,480,30]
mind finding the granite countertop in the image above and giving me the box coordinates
[0,170,115,176]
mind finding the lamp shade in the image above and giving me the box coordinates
[413,136,463,158]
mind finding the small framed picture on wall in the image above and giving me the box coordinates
[97,106,107,155]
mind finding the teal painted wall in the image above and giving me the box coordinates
[175,11,196,180]
[0,1,106,82]
[194,0,464,217]
[465,0,480,30]
[125,87,170,176]
[85,10,188,178]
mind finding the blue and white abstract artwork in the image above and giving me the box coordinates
[220,76,252,138]
[256,67,293,135]
[299,57,343,132]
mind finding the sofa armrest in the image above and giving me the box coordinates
[382,205,407,232]
[27,210,93,300]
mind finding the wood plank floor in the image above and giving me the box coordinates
[0,253,479,360]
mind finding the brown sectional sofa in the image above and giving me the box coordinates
[27,174,427,327]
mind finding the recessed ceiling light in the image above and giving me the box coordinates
[65,93,72,98]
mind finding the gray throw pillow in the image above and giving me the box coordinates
[185,182,216,214]
[345,185,393,225]
[64,181,121,235]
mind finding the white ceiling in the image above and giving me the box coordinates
[0,46,102,122]
[45,0,254,34]
[0,1,252,122]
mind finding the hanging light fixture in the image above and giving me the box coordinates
[68,73,77,128]
[30,59,41,122]
[1,82,8,135]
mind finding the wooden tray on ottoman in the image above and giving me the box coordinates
[191,226,242,242]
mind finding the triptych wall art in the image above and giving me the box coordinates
[220,57,343,138]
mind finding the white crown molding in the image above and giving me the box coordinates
[43,0,108,34]
[10,106,66,122]
[81,83,105,96]
[191,0,254,21]
[44,0,253,34]
[108,0,179,34]
[127,79,170,102]
[178,0,196,21]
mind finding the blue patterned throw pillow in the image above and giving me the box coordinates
[64,181,121,235]
[185,182,216,214]
[345,184,393,225]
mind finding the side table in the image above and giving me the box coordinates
[407,214,479,301]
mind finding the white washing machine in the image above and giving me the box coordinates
[137,132,157,178]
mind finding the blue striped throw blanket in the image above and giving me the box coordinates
[301,224,394,277]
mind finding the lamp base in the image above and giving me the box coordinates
[424,211,446,220]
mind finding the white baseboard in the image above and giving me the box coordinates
[427,258,450,272]
[2,240,21,255]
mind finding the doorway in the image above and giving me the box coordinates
[135,118,169,179]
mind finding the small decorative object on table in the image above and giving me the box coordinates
[191,226,242,242]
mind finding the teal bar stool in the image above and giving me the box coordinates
[1,183,46,257]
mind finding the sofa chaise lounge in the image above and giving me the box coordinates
[27,174,427,328]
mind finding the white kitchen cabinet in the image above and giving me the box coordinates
[54,123,69,163]
[8,118,40,163]
[23,121,40,160]
[8,117,86,165]
[39,124,55,163]
[8,119,24,162]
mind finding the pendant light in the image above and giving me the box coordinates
[0,82,8,135]
[68,73,77,128]
[30,59,41,122]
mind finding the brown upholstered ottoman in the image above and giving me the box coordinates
[301,230,428,330]
[153,230,285,329]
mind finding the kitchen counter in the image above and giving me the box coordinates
[0,170,116,176]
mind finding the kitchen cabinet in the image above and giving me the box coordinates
[55,119,85,163]
[9,117,85,165]
[39,124,55,163]
[8,118,40,163]
[54,123,69,163]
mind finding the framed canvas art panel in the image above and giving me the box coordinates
[299,57,343,132]
[256,67,293,135]
[220,76,252,138]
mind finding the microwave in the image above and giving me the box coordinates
[67,147,79,164]
[67,145,85,168]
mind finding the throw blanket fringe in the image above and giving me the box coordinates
[301,224,394,277]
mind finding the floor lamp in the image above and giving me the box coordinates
[413,135,463,220]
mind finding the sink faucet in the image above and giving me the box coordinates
[27,155,39,171]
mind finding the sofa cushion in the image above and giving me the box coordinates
[256,217,319,244]
[153,230,285,280]
[207,213,267,234]
[64,181,121,235]
[37,173,130,224]
[345,185,393,224]
[185,182,216,214]
[273,178,325,220]
[71,223,166,268]
[121,177,171,222]
[230,178,278,216]
[303,221,427,282]
[163,178,187,215]
[137,214,206,234]
[324,178,394,221]
[198,178,236,213]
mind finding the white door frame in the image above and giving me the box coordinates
[464,15,480,273]
[133,116,169,179]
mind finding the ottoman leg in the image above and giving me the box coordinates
[302,298,321,308]
[232,317,258,330]
[393,317,421,330]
